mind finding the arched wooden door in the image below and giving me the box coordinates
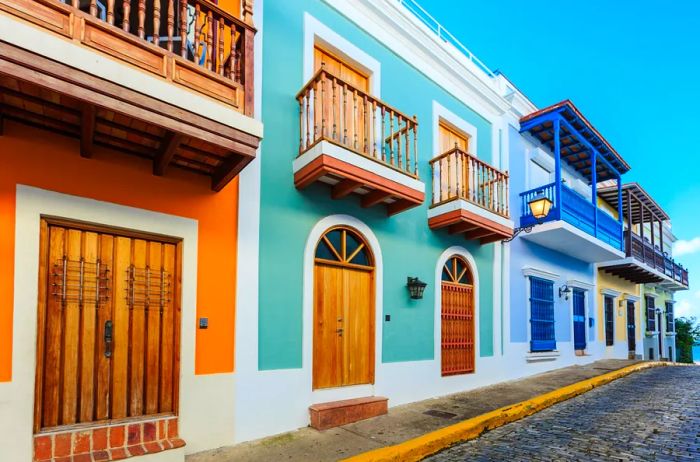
[313,227,375,389]
[441,255,475,376]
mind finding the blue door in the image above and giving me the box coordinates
[573,288,586,350]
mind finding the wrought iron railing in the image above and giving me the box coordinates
[430,147,509,218]
[297,68,419,178]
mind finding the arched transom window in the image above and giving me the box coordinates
[315,226,373,269]
[441,255,472,285]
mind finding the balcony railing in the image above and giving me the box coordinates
[297,68,419,178]
[520,182,623,250]
[628,233,689,286]
[430,147,509,218]
[20,0,255,112]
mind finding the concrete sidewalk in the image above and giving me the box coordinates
[187,359,640,462]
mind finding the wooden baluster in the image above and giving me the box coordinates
[194,3,201,63]
[396,116,402,170]
[72,0,78,7]
[380,106,386,161]
[313,79,318,143]
[343,85,348,146]
[320,73,326,138]
[180,0,187,58]
[123,0,131,32]
[389,111,394,166]
[405,118,410,173]
[107,0,114,24]
[363,94,368,153]
[243,0,254,26]
[89,0,97,17]
[298,96,303,154]
[505,174,510,216]
[305,92,310,149]
[413,116,418,176]
[332,78,337,140]
[372,101,378,158]
[455,152,460,199]
[352,89,358,150]
[229,29,236,79]
[138,0,146,39]
[218,20,224,75]
[447,153,452,199]
[206,11,213,70]
[166,0,174,52]
[153,0,161,45]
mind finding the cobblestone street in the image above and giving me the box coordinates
[425,366,700,462]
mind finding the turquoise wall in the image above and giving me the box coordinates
[258,0,496,370]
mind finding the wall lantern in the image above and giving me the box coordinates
[407,277,427,300]
[503,193,553,242]
[559,284,572,300]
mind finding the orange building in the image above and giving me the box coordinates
[0,0,261,460]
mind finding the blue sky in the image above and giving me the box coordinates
[426,0,700,318]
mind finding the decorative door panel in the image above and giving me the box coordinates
[342,268,373,386]
[627,301,636,353]
[572,288,586,351]
[441,256,474,376]
[313,227,374,390]
[35,220,180,432]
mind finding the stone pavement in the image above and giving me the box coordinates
[187,359,639,462]
[425,366,700,462]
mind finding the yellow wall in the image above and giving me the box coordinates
[597,270,641,343]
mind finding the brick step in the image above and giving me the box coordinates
[309,396,388,430]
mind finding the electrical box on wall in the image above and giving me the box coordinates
[199,317,208,329]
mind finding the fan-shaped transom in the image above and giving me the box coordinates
[315,226,373,269]
[442,255,472,285]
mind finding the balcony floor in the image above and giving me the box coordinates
[428,199,514,244]
[293,140,425,216]
[599,257,688,290]
[521,220,625,263]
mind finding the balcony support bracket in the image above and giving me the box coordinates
[154,131,183,176]
[80,103,95,158]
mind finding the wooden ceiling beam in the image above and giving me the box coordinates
[361,190,392,208]
[0,103,4,136]
[331,179,363,199]
[153,131,183,176]
[80,103,96,158]
[211,154,253,192]
[463,228,495,240]
[448,222,478,235]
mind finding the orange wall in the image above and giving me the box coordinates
[0,121,239,381]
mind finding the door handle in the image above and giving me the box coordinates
[104,320,113,358]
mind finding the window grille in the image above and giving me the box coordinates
[604,296,614,346]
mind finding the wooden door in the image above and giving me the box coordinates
[437,122,470,200]
[441,256,475,376]
[34,219,181,432]
[314,47,370,152]
[313,227,374,389]
[627,301,636,355]
[572,288,586,351]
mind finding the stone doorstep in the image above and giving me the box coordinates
[33,416,185,462]
[309,396,388,431]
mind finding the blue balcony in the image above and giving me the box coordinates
[520,182,623,250]
[517,101,629,263]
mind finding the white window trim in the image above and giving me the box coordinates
[523,268,557,356]
[431,101,479,158]
[567,282,591,352]
[303,13,381,95]
[567,279,594,291]
[602,292,616,347]
[600,288,622,298]
[522,266,560,281]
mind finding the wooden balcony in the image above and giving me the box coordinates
[598,183,688,290]
[293,69,424,216]
[427,148,513,244]
[0,0,260,191]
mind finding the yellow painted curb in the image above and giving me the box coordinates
[342,361,682,462]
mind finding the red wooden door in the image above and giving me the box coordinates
[34,219,181,432]
[441,256,475,376]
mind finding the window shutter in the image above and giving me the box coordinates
[604,296,614,346]
[645,296,656,332]
[530,277,555,352]
[666,302,674,333]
